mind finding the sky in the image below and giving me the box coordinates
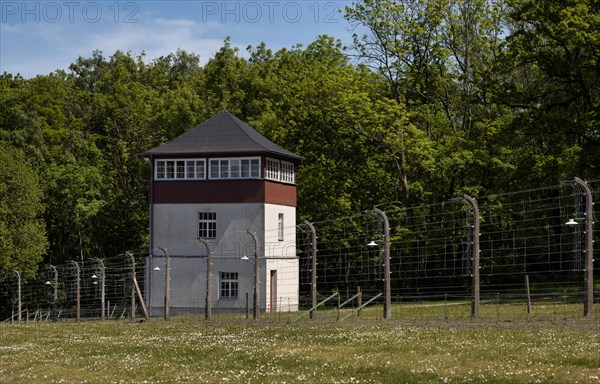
[0,0,360,78]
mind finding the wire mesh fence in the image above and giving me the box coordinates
[0,253,146,322]
[1,178,598,323]
[296,178,600,321]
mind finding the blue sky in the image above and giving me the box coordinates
[1,1,360,78]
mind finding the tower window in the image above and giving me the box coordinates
[266,157,295,184]
[220,272,238,299]
[278,213,284,241]
[198,212,216,239]
[209,157,261,179]
[155,159,205,180]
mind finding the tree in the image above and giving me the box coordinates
[0,145,48,277]
[498,0,600,182]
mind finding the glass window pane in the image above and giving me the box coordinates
[166,161,175,179]
[241,160,250,178]
[199,212,216,239]
[210,160,219,179]
[156,161,165,179]
[196,161,205,179]
[186,161,195,179]
[230,159,240,178]
[251,159,259,178]
[176,161,185,179]
[278,213,284,241]
[220,160,229,178]
[219,272,238,298]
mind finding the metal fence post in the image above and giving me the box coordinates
[70,261,80,322]
[13,270,21,322]
[373,208,391,319]
[128,252,136,320]
[247,230,260,320]
[48,265,58,320]
[463,195,480,317]
[303,220,318,320]
[158,247,171,321]
[198,239,212,321]
[573,177,594,318]
[93,258,106,321]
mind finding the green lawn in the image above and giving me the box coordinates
[1,312,599,384]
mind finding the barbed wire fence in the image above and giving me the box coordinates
[1,178,598,323]
[0,252,147,322]
[297,178,600,321]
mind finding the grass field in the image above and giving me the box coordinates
[1,304,599,383]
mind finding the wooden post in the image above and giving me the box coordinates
[247,230,260,320]
[198,239,212,321]
[303,221,318,320]
[158,247,171,321]
[49,265,58,321]
[245,292,249,319]
[463,195,480,317]
[573,177,594,318]
[14,271,21,322]
[373,208,391,319]
[94,259,106,321]
[357,286,362,317]
[128,250,149,321]
[525,274,532,315]
[128,252,136,320]
[70,261,80,322]
[132,276,149,319]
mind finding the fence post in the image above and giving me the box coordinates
[303,220,318,320]
[93,259,106,321]
[573,177,594,318]
[158,247,171,321]
[127,252,149,321]
[357,286,362,317]
[13,270,21,322]
[70,261,80,322]
[463,195,480,317]
[128,252,136,320]
[246,230,260,320]
[198,239,212,321]
[246,292,249,319]
[372,208,391,319]
[525,274,532,315]
[48,265,58,320]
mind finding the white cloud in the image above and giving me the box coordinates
[154,18,195,28]
[83,17,238,64]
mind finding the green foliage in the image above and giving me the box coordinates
[498,0,600,183]
[1,1,599,271]
[0,145,47,277]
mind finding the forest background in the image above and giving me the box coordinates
[1,0,599,278]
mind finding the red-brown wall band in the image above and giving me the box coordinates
[152,179,296,207]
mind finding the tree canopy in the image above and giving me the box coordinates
[1,0,598,275]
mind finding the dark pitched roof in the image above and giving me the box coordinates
[143,110,303,162]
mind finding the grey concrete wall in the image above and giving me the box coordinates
[146,202,299,315]
[151,203,265,257]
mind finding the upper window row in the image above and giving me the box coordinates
[266,158,295,184]
[209,158,260,179]
[155,157,295,183]
[156,160,205,180]
[155,158,260,181]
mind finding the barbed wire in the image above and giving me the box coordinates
[2,179,598,321]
